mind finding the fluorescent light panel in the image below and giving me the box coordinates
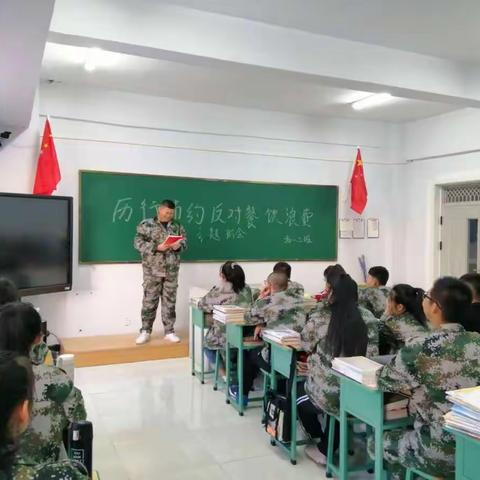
[352,93,394,110]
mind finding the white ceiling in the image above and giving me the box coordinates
[41,42,460,123]
[162,0,480,64]
[0,0,54,135]
[38,0,480,123]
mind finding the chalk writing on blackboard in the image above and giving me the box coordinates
[112,199,315,245]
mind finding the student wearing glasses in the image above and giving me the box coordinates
[375,277,480,479]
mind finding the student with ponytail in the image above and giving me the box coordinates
[379,284,428,354]
[199,261,254,371]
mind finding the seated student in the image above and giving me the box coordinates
[0,303,87,466]
[0,351,88,479]
[0,277,19,306]
[198,261,253,371]
[358,266,390,318]
[379,284,428,354]
[297,273,378,466]
[376,277,480,480]
[272,261,304,299]
[312,264,346,302]
[229,272,306,403]
[460,273,480,333]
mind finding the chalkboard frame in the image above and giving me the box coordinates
[79,169,339,263]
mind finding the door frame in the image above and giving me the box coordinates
[426,169,480,284]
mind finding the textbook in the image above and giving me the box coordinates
[262,328,301,348]
[162,235,184,246]
[212,305,245,324]
[331,356,383,388]
[446,386,480,412]
[444,386,480,439]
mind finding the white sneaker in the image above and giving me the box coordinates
[165,333,180,343]
[136,331,151,345]
[305,445,327,466]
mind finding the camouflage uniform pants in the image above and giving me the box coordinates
[367,428,455,480]
[141,274,178,334]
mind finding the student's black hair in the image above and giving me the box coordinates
[0,278,19,307]
[460,273,480,300]
[220,261,246,294]
[326,274,368,357]
[368,266,389,286]
[159,199,175,209]
[0,351,33,472]
[324,264,347,286]
[390,284,427,326]
[430,277,472,324]
[0,303,42,356]
[273,262,292,279]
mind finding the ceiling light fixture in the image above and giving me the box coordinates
[84,47,102,72]
[352,93,394,110]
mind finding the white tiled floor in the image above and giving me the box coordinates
[76,358,373,480]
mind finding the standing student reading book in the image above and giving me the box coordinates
[134,199,187,344]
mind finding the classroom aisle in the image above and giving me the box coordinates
[76,358,373,480]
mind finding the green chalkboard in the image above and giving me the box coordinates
[79,171,338,263]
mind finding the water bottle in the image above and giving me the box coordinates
[68,420,93,477]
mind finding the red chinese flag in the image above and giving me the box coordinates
[350,148,368,214]
[33,119,61,195]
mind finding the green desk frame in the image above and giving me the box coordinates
[225,323,264,415]
[336,373,413,480]
[263,338,307,465]
[445,427,480,480]
[190,306,214,384]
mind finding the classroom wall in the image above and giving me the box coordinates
[398,109,480,288]
[0,83,402,338]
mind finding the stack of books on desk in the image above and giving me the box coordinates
[331,356,383,388]
[444,386,480,439]
[384,393,410,420]
[262,328,301,348]
[212,305,245,324]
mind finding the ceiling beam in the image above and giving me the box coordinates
[49,1,480,108]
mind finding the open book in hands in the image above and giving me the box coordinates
[162,235,184,246]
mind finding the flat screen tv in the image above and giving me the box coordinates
[0,193,73,295]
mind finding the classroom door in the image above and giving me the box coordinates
[440,189,480,277]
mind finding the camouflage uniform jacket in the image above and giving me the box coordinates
[245,290,306,332]
[379,312,428,355]
[302,302,379,416]
[246,290,306,360]
[358,286,390,319]
[16,343,87,465]
[134,218,187,277]
[9,461,88,480]
[286,280,305,299]
[199,283,254,350]
[378,323,480,477]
